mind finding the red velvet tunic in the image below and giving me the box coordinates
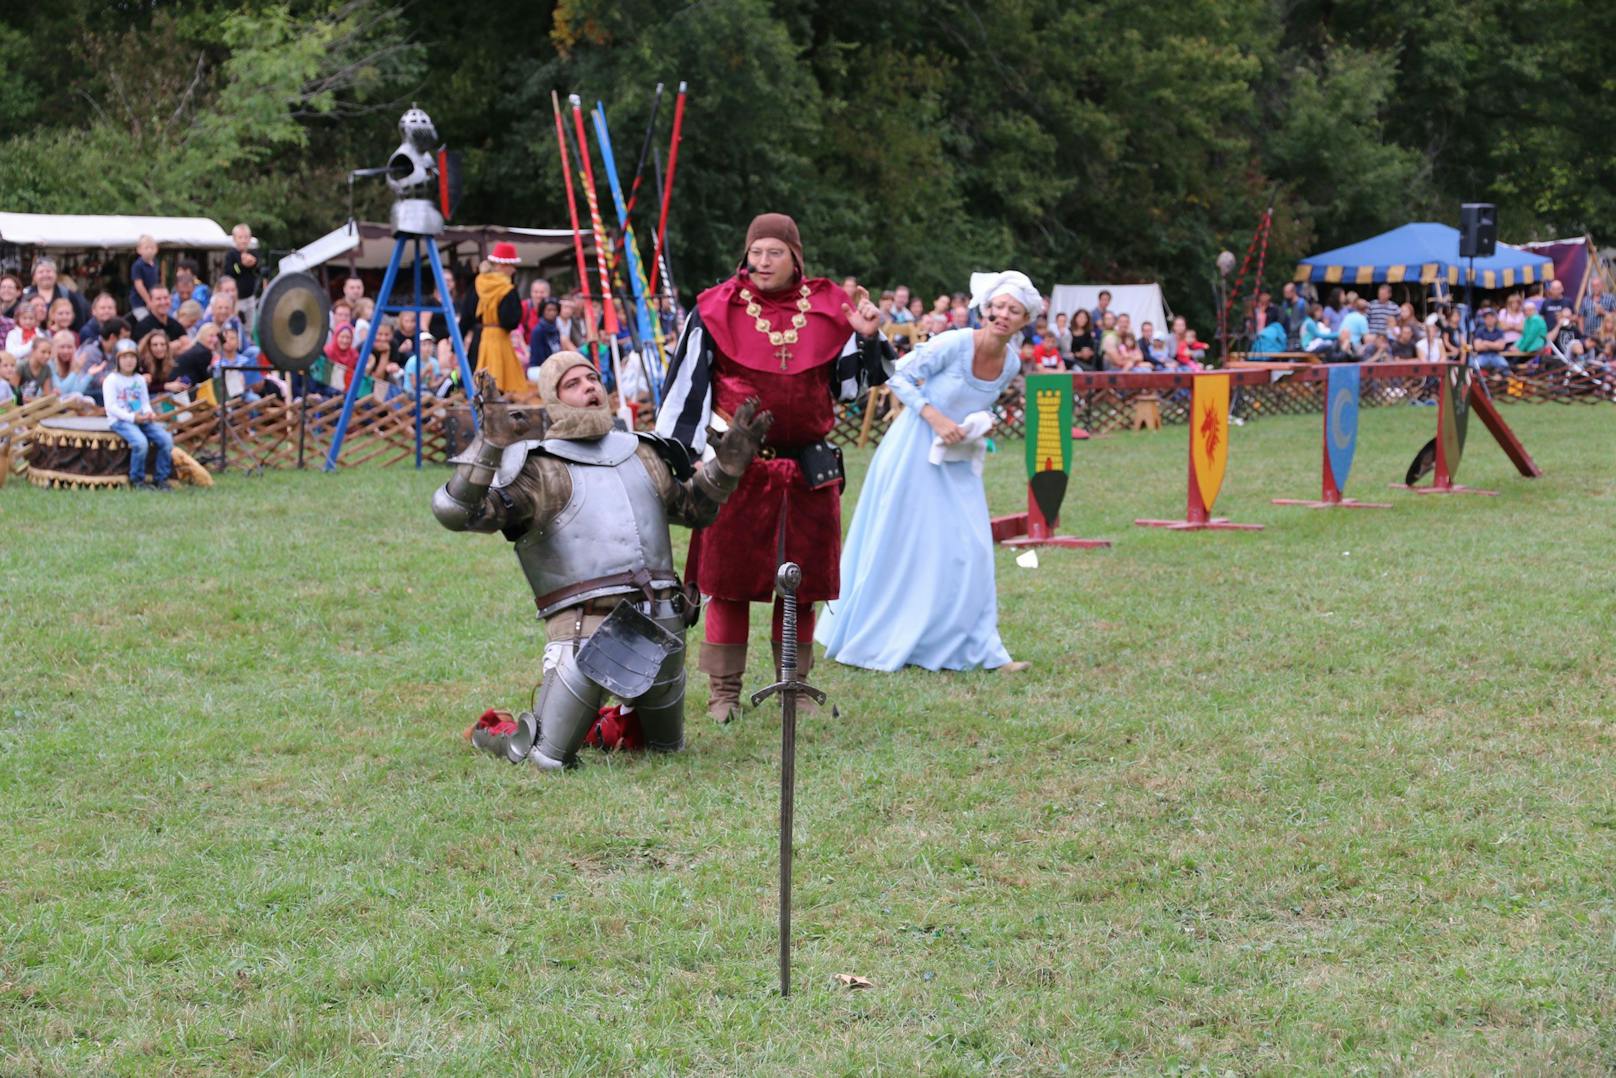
[687,273,854,604]
[694,352,842,602]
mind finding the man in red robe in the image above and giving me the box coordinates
[656,213,892,721]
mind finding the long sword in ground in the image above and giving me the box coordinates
[749,562,827,997]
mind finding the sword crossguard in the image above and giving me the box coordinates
[750,679,827,708]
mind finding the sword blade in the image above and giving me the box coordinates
[778,587,798,997]
[778,684,796,997]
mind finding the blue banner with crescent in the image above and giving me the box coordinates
[1325,364,1361,494]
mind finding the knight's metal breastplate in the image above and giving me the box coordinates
[513,432,678,618]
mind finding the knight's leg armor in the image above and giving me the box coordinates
[629,614,690,752]
[531,643,607,769]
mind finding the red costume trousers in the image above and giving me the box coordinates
[705,596,816,647]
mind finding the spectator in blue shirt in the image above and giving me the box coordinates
[1578,276,1612,337]
[1338,298,1370,355]
[1537,281,1573,332]
[1470,307,1510,372]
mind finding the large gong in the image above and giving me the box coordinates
[257,272,332,372]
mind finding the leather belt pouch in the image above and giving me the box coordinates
[798,441,844,491]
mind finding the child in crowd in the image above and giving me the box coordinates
[20,336,53,400]
[435,336,467,397]
[175,299,203,346]
[218,326,263,402]
[47,297,76,335]
[1177,330,1207,370]
[4,295,45,357]
[48,330,93,400]
[103,338,175,491]
[0,351,21,405]
[363,321,401,402]
[226,223,261,331]
[353,297,375,345]
[399,332,440,395]
[394,309,419,362]
[130,234,160,320]
[1030,332,1062,370]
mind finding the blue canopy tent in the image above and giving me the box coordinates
[1294,223,1555,290]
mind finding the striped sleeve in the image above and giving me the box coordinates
[655,309,714,453]
[833,331,896,402]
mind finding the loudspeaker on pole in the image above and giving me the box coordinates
[1459,203,1497,258]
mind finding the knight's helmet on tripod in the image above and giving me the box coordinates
[385,106,463,238]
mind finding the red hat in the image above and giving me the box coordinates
[489,241,520,265]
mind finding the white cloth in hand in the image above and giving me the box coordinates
[928,410,995,474]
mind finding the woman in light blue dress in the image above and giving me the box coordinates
[817,271,1039,672]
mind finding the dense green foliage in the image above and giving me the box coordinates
[3,0,1613,324]
[3,405,1613,1072]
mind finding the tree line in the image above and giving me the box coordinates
[2,0,1610,327]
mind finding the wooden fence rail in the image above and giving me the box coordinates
[3,364,1609,482]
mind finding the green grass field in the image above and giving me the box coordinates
[3,402,1613,1075]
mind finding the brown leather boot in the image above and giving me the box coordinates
[771,639,819,714]
[699,641,747,724]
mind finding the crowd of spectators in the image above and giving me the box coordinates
[1244,278,1616,378]
[854,280,1210,375]
[6,237,1613,416]
[0,225,264,409]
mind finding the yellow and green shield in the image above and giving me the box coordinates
[1023,373,1074,525]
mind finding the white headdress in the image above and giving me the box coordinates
[968,270,1042,318]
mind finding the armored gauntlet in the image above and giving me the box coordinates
[693,397,773,502]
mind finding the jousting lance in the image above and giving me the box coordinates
[593,101,665,398]
[550,90,606,386]
[566,93,632,427]
[615,82,664,257]
[648,81,686,299]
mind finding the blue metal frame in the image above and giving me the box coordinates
[323,234,478,471]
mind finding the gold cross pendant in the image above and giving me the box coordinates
[774,345,793,370]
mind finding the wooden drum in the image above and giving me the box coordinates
[24,416,210,490]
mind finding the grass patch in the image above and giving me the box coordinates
[2,403,1613,1074]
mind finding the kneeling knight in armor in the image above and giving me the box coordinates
[432,352,771,770]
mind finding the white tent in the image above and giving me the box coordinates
[0,212,247,251]
[1049,283,1171,339]
[280,220,589,275]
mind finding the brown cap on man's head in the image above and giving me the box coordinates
[536,349,594,404]
[740,213,804,274]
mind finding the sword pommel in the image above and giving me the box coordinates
[775,562,802,597]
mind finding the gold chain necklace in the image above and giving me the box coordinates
[741,284,813,369]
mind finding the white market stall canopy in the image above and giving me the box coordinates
[0,212,248,250]
[1049,283,1171,336]
[282,221,592,274]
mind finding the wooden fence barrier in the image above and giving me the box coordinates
[3,362,1608,483]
